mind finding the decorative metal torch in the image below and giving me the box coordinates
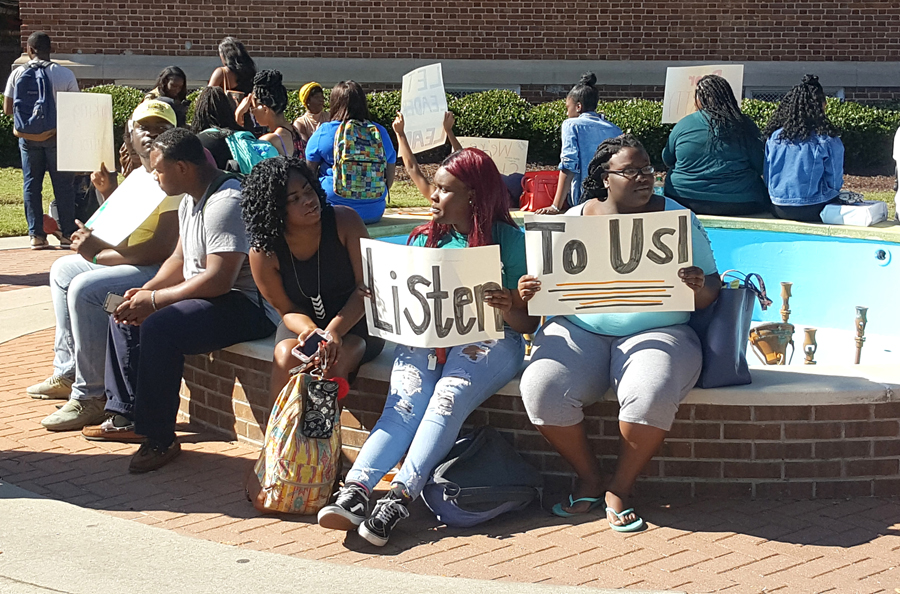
[854,307,868,364]
[781,282,792,324]
[803,328,817,365]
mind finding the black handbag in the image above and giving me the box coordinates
[689,271,772,389]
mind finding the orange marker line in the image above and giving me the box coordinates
[556,280,665,286]
[564,289,669,297]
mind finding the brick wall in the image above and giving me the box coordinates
[20,2,900,62]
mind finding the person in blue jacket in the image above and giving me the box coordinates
[763,75,844,222]
[305,80,396,224]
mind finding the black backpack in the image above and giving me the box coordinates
[422,426,543,528]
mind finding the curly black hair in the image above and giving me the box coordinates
[567,72,599,113]
[252,69,289,115]
[241,156,327,254]
[763,75,839,142]
[191,86,240,133]
[581,133,647,201]
[695,74,757,146]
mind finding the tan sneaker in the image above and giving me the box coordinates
[82,414,144,443]
[26,375,73,400]
[42,398,107,431]
[30,236,50,250]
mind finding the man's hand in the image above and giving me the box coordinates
[71,220,104,262]
[113,289,157,326]
[90,162,117,198]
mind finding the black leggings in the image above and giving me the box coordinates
[671,197,769,217]
[770,200,837,223]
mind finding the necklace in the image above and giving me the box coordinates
[290,248,326,320]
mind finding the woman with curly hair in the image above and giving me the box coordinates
[317,148,537,547]
[662,74,769,216]
[763,75,844,222]
[235,70,302,157]
[241,156,384,404]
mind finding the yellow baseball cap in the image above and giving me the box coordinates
[132,99,177,127]
[298,82,322,108]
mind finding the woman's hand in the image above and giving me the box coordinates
[518,275,542,303]
[678,266,706,294]
[392,111,405,136]
[483,287,513,313]
[442,111,455,133]
[70,220,103,261]
[235,93,253,122]
[534,204,562,215]
[321,332,342,375]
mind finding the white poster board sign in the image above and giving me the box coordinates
[84,167,169,245]
[400,63,448,154]
[523,211,694,315]
[56,92,116,172]
[361,238,505,348]
[661,65,745,124]
[457,137,529,175]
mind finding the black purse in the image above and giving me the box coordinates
[689,271,772,389]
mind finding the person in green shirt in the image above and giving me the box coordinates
[662,75,769,216]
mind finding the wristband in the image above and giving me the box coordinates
[150,290,158,311]
[548,204,560,213]
[92,254,98,264]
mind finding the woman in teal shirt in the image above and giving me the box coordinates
[663,75,769,216]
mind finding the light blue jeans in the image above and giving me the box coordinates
[50,254,159,401]
[345,328,525,499]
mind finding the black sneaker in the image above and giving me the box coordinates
[317,482,370,531]
[358,486,410,547]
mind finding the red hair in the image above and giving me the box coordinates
[409,148,515,248]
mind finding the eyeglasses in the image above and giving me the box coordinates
[605,165,656,180]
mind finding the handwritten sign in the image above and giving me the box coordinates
[84,167,169,245]
[401,63,448,154]
[523,211,694,315]
[457,137,529,175]
[361,238,504,348]
[661,65,745,124]
[56,92,116,172]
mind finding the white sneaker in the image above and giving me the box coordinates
[41,398,107,431]
[27,375,73,400]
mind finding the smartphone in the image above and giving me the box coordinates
[102,292,125,314]
[291,328,332,363]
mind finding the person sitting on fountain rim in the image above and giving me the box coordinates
[81,128,278,474]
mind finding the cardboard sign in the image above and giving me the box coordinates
[457,137,529,175]
[523,211,694,315]
[361,238,505,348]
[661,65,745,124]
[400,63,448,154]
[56,92,116,172]
[84,167,170,245]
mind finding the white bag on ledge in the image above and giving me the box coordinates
[820,200,888,227]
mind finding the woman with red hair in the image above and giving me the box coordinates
[318,148,537,546]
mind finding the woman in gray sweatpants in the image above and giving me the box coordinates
[518,134,720,532]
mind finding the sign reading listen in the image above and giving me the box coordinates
[361,238,505,348]
[523,211,695,315]
[400,63,448,154]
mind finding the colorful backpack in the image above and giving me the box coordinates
[13,60,56,140]
[332,119,387,200]
[245,373,342,514]
[222,130,280,175]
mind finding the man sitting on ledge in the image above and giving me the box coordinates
[83,128,277,473]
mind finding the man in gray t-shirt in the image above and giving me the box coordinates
[85,129,276,473]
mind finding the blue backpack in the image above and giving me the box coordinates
[223,130,279,175]
[13,60,56,139]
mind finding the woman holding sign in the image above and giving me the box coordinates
[519,134,720,532]
[317,148,538,546]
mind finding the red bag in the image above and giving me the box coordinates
[519,170,560,212]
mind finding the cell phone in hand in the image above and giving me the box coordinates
[290,328,332,363]
[102,292,125,314]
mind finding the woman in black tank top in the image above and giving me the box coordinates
[242,157,384,403]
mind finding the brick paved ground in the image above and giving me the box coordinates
[1,247,900,593]
[0,245,71,292]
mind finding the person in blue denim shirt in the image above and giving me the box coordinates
[538,72,622,214]
[317,148,538,547]
[763,75,844,222]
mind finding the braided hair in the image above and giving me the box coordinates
[241,156,327,254]
[218,37,256,94]
[191,86,240,133]
[252,69,289,115]
[581,134,646,202]
[695,74,756,145]
[567,72,599,113]
[763,74,838,142]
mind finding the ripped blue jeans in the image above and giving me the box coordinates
[345,328,525,499]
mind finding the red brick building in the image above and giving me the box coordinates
[15,1,900,102]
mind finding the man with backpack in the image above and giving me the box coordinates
[3,31,79,250]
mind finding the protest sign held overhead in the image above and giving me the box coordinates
[400,63,448,154]
[661,64,744,124]
[361,238,505,348]
[56,92,116,172]
[84,167,169,245]
[523,211,695,315]
[457,137,529,175]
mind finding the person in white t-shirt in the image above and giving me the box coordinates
[2,32,79,249]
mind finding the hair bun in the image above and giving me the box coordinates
[579,72,597,87]
[253,69,282,88]
[801,74,819,86]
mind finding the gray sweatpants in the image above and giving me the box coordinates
[520,317,701,431]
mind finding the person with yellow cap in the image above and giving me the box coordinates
[292,81,330,146]
[32,99,183,432]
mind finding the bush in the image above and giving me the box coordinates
[600,99,672,168]
[826,99,900,174]
[451,89,532,140]
[526,99,566,163]
[0,98,18,167]
[83,84,145,149]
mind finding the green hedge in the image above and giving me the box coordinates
[1,84,899,174]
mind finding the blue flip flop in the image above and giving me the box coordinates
[606,506,645,532]
[551,494,604,518]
